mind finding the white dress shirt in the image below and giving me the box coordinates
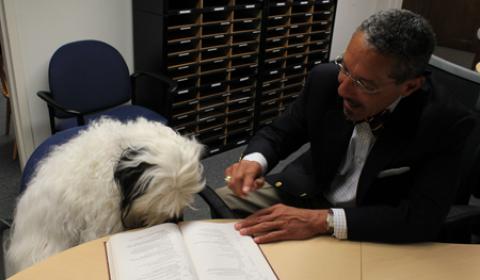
[324,122,375,239]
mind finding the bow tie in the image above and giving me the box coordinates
[364,110,391,136]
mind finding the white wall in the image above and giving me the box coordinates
[330,0,403,60]
[1,0,402,167]
[1,0,133,166]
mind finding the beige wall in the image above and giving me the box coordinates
[1,0,133,166]
[330,0,403,60]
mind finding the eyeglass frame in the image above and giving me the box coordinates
[334,54,397,95]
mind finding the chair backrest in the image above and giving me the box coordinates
[48,40,132,118]
[427,55,480,202]
[428,55,480,112]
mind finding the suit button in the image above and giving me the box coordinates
[274,181,283,188]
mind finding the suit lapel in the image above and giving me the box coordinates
[320,109,354,186]
[356,92,426,204]
[356,124,409,203]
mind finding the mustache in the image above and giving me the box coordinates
[343,97,362,108]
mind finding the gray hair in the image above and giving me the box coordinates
[357,9,436,83]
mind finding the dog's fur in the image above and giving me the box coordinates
[6,118,205,273]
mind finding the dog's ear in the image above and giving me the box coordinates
[114,147,154,228]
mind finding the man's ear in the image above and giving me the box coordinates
[401,76,425,97]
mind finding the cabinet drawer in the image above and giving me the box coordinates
[167,51,198,67]
[230,65,256,80]
[311,21,331,32]
[264,58,285,72]
[172,99,198,115]
[290,12,312,24]
[167,38,199,54]
[172,87,197,103]
[291,1,312,13]
[228,97,254,112]
[267,26,288,38]
[268,3,289,16]
[233,18,260,32]
[203,9,231,23]
[231,54,257,68]
[175,76,197,90]
[199,71,228,87]
[201,46,229,60]
[167,25,199,41]
[171,112,197,127]
[266,37,287,50]
[198,115,226,131]
[198,104,226,119]
[288,33,307,45]
[168,64,198,79]
[168,12,200,27]
[198,83,227,98]
[289,23,309,35]
[202,21,230,36]
[234,7,260,20]
[230,75,255,90]
[232,41,258,56]
[262,80,282,92]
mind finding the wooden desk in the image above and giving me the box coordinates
[8,235,480,280]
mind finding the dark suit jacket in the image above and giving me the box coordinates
[245,63,475,243]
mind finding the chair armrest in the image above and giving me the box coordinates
[130,72,178,115]
[198,185,237,219]
[37,91,86,126]
[445,205,480,225]
[131,72,178,93]
[0,217,12,231]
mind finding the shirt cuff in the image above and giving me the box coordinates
[242,152,268,174]
[331,208,348,239]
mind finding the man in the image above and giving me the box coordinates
[216,9,475,243]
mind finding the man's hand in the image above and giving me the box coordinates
[224,160,264,196]
[235,204,331,243]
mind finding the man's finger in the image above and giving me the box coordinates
[239,220,283,236]
[228,163,247,196]
[253,229,288,244]
[235,208,275,230]
[241,175,256,195]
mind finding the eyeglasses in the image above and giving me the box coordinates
[334,55,383,95]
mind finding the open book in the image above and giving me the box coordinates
[106,221,277,280]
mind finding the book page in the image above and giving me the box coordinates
[180,221,277,280]
[106,223,198,280]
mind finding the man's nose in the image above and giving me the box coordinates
[338,73,356,97]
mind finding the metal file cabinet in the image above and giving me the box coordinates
[133,0,337,156]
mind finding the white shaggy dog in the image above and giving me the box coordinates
[6,118,205,274]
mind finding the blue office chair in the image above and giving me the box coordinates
[37,40,176,134]
[428,55,480,243]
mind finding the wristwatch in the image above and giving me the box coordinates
[326,210,334,234]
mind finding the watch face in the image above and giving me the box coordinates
[326,212,334,231]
